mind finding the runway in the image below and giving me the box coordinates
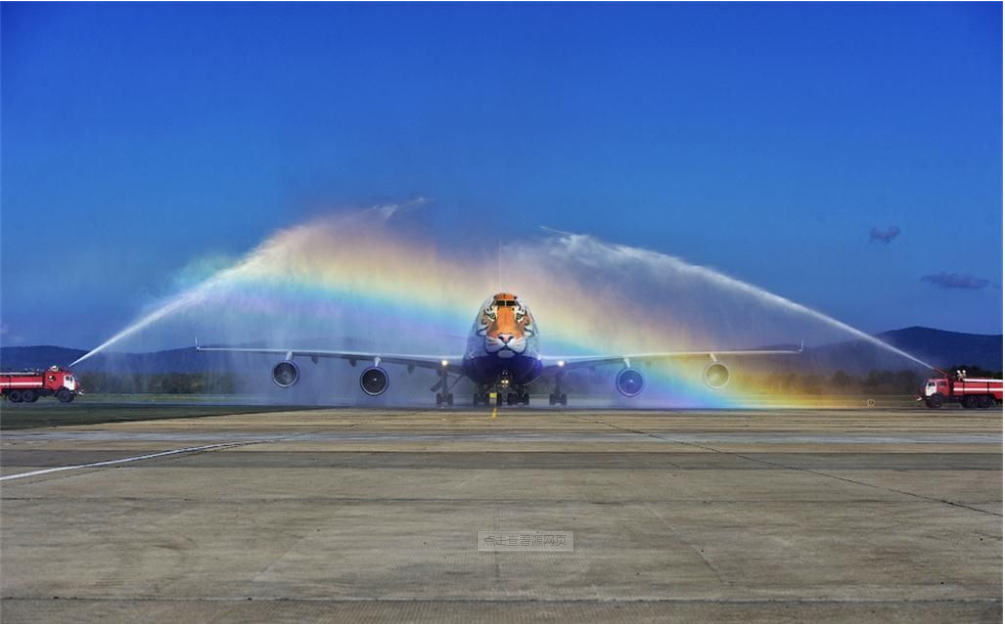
[2,407,1001,623]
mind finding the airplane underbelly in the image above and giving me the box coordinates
[465,354,542,386]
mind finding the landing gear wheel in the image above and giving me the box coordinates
[506,393,516,406]
[21,390,37,403]
[925,394,943,409]
[8,390,23,403]
[495,393,503,407]
[56,389,73,403]
[522,393,531,405]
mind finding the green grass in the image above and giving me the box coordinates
[0,400,321,430]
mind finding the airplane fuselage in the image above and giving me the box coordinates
[462,293,543,389]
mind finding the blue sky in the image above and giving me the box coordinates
[2,2,1001,348]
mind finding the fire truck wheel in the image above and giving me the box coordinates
[925,394,943,409]
[962,396,977,409]
[977,395,993,409]
[21,390,38,403]
[56,389,73,403]
[8,390,23,403]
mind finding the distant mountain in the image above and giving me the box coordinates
[0,345,273,375]
[0,346,87,371]
[1,327,1000,375]
[876,327,1002,371]
[0,335,411,375]
[756,327,1002,374]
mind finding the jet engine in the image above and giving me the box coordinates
[703,362,730,389]
[272,360,300,388]
[360,366,389,396]
[616,368,645,397]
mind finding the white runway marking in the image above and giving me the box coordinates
[0,442,253,482]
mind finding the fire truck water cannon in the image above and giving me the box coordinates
[919,369,1002,409]
[1,366,81,403]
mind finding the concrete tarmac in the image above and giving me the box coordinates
[1,407,1001,623]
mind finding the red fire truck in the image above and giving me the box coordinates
[920,373,1002,409]
[1,366,80,403]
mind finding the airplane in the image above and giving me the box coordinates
[197,292,801,406]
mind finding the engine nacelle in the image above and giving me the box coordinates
[616,368,645,397]
[360,366,389,396]
[703,362,730,389]
[272,360,300,388]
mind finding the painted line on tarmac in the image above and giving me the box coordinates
[1,409,437,482]
[1,441,269,482]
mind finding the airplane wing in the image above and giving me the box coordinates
[195,342,464,373]
[539,344,803,374]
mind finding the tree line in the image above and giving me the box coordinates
[735,364,1002,395]
[78,372,239,395]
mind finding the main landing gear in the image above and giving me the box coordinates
[434,365,454,406]
[549,371,568,406]
[506,391,531,406]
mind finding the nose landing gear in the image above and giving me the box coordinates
[473,387,530,407]
[493,371,529,406]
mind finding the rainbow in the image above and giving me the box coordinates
[77,208,910,408]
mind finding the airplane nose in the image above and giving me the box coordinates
[497,333,514,345]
